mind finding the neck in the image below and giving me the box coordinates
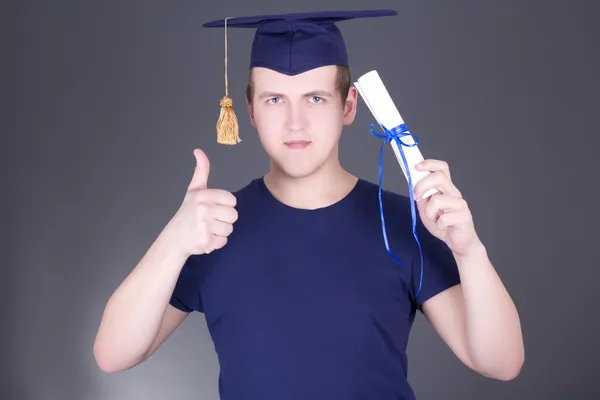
[263,153,358,210]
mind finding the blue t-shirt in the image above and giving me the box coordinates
[170,177,460,400]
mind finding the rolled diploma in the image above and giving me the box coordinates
[355,70,437,199]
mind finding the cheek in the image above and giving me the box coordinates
[253,108,274,133]
[309,107,344,140]
[254,106,282,130]
[253,109,281,152]
[315,109,342,127]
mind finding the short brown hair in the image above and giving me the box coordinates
[246,65,351,106]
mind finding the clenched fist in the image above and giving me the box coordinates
[167,149,238,257]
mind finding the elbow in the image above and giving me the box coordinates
[474,351,525,381]
[489,362,523,381]
[93,339,138,374]
[504,351,525,381]
[93,343,120,373]
[95,359,121,374]
[498,345,525,381]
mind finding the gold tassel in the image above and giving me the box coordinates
[217,95,239,144]
[216,17,241,145]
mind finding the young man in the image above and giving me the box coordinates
[93,10,524,399]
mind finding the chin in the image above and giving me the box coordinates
[279,164,321,179]
[271,158,326,179]
[264,142,338,178]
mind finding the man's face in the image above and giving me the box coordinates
[247,66,357,178]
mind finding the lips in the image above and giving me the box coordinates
[284,140,311,149]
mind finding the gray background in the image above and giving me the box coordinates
[4,0,600,399]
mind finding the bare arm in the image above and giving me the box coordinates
[411,159,524,381]
[142,304,189,362]
[93,226,190,373]
[93,148,237,373]
[422,242,524,381]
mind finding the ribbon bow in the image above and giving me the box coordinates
[369,122,424,301]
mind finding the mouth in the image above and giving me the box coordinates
[284,140,311,149]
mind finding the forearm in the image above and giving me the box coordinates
[93,225,189,371]
[455,240,524,380]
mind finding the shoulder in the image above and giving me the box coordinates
[232,177,263,198]
[230,177,269,209]
[225,177,274,225]
[353,178,433,256]
[353,178,414,223]
[355,177,411,203]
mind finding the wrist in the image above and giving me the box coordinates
[453,238,487,265]
[158,222,192,264]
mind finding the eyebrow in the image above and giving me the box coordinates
[257,90,334,99]
[304,90,334,98]
[257,91,284,99]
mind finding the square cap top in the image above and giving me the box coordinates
[203,9,398,76]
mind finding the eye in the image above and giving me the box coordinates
[310,96,324,104]
[267,97,281,104]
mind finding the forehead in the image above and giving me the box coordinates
[251,66,337,91]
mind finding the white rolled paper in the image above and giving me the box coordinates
[354,70,437,199]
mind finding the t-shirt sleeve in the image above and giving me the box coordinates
[169,255,204,313]
[411,214,461,312]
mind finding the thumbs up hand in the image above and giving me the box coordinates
[167,149,238,257]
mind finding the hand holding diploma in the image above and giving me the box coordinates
[355,70,483,297]
[413,159,481,257]
[355,71,478,255]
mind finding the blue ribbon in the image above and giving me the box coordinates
[369,122,423,301]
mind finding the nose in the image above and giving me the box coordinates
[284,101,307,132]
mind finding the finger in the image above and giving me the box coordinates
[416,159,451,179]
[209,235,228,251]
[424,195,466,222]
[209,190,237,207]
[436,210,469,230]
[210,204,238,224]
[414,171,461,200]
[210,220,234,237]
[423,195,444,222]
[188,149,210,191]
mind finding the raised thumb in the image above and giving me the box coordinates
[188,148,210,190]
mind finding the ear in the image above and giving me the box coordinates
[343,85,358,126]
[246,96,256,128]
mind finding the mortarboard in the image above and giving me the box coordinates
[202,9,398,144]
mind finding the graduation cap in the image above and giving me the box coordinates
[202,9,398,144]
